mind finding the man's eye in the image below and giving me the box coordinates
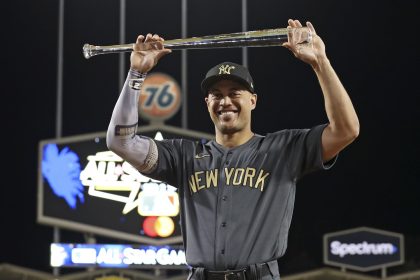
[211,94,222,100]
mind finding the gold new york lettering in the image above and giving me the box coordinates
[206,169,218,188]
[255,170,270,191]
[224,168,235,185]
[243,167,256,188]
[195,171,206,191]
[233,168,245,186]
[188,175,197,194]
[189,167,270,194]
[189,170,219,194]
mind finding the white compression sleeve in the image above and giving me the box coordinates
[106,69,158,173]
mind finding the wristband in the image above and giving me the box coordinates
[129,69,147,90]
[129,68,147,78]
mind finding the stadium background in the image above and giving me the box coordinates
[1,0,419,278]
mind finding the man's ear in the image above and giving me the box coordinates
[251,93,258,110]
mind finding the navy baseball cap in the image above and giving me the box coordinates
[201,61,255,95]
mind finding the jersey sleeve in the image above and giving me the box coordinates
[286,123,337,179]
[146,139,183,187]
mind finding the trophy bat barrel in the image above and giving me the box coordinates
[83,27,312,59]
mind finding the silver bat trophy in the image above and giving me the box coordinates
[83,27,312,59]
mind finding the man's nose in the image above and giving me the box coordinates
[219,96,232,105]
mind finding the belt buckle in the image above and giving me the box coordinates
[224,272,238,280]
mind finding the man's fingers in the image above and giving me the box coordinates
[134,35,144,51]
[147,34,165,49]
[288,19,296,28]
[144,33,153,42]
[136,35,145,44]
[288,19,315,45]
[287,25,293,43]
[288,19,302,28]
[283,42,298,54]
[282,42,292,51]
[133,33,170,55]
[306,21,317,35]
[294,20,303,28]
[156,48,172,60]
[288,19,302,44]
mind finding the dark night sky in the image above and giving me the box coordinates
[2,0,419,277]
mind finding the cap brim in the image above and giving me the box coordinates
[201,74,254,94]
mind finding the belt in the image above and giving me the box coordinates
[191,260,277,280]
[206,269,247,280]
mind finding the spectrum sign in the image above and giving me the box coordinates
[51,243,187,269]
[323,227,404,271]
[38,125,213,244]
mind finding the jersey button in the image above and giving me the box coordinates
[221,222,226,227]
[222,196,227,201]
[221,249,225,254]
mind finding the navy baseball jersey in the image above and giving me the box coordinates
[146,124,336,270]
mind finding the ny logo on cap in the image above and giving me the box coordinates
[218,65,235,75]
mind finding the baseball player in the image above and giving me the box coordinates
[107,19,359,280]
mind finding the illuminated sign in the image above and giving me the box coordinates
[138,73,181,123]
[78,149,179,238]
[323,227,404,271]
[330,241,397,258]
[51,243,187,269]
[38,125,214,244]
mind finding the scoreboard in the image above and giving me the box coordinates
[38,124,213,245]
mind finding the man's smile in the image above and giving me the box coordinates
[217,110,239,116]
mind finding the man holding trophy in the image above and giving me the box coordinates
[106,19,359,280]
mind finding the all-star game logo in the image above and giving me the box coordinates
[79,150,179,238]
[39,126,213,244]
[138,73,181,123]
[41,132,181,241]
[79,133,179,238]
